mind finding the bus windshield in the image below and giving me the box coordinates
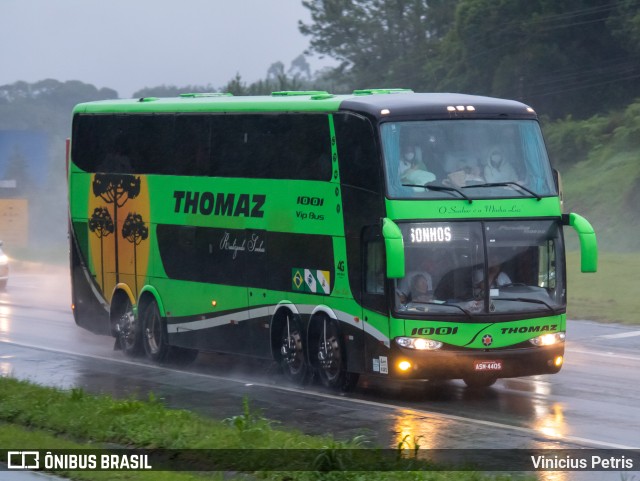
[395,220,565,318]
[381,119,557,199]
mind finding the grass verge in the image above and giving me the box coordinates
[0,377,528,480]
[566,251,639,324]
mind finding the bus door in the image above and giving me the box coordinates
[359,226,388,374]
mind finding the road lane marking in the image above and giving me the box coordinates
[598,330,640,340]
[2,339,638,450]
[566,347,640,362]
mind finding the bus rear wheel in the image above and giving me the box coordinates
[314,316,359,392]
[279,316,309,385]
[115,297,142,356]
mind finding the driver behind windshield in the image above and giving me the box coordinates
[473,254,512,299]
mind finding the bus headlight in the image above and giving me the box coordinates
[529,332,566,347]
[396,337,443,350]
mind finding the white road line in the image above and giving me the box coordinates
[566,347,640,362]
[2,339,638,450]
[598,330,640,340]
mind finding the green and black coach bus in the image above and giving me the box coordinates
[68,89,597,389]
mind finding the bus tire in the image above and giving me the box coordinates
[141,299,170,363]
[278,315,309,385]
[313,315,359,392]
[113,295,143,356]
[463,376,498,389]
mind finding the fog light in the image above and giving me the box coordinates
[554,355,563,367]
[398,361,412,371]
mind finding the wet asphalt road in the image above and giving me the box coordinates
[1,264,639,480]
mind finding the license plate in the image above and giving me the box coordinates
[474,360,503,371]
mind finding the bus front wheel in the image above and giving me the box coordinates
[114,296,142,356]
[141,300,170,363]
[462,376,498,389]
[314,316,359,392]
[141,299,199,366]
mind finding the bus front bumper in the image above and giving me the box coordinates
[389,344,565,380]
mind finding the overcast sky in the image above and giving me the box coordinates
[0,0,326,98]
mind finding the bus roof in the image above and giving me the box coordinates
[73,90,537,120]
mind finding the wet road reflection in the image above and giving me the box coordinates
[533,402,566,441]
[0,303,12,342]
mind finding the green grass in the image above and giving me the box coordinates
[0,378,526,481]
[562,150,640,252]
[561,147,639,323]
[566,251,639,324]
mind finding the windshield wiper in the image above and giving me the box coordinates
[463,182,542,201]
[493,297,555,312]
[402,183,473,204]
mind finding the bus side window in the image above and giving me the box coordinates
[209,114,331,181]
[334,113,381,193]
[365,240,385,295]
[539,241,557,289]
[361,234,388,315]
[174,114,211,176]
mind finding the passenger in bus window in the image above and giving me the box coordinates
[483,147,517,183]
[400,144,436,188]
[444,155,483,187]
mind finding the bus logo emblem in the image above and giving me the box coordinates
[482,334,493,347]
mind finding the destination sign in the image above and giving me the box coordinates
[410,226,452,243]
[401,221,477,245]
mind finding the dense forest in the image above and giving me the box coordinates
[0,0,639,250]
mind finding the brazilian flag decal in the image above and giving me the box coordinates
[292,268,331,294]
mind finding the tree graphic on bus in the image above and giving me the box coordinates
[121,212,149,298]
[92,173,141,283]
[88,207,114,291]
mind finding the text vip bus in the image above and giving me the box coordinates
[68,89,597,389]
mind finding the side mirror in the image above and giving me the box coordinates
[563,213,597,273]
[553,169,563,206]
[382,218,405,279]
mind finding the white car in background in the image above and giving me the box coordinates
[0,241,8,289]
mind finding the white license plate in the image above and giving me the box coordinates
[474,360,503,371]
